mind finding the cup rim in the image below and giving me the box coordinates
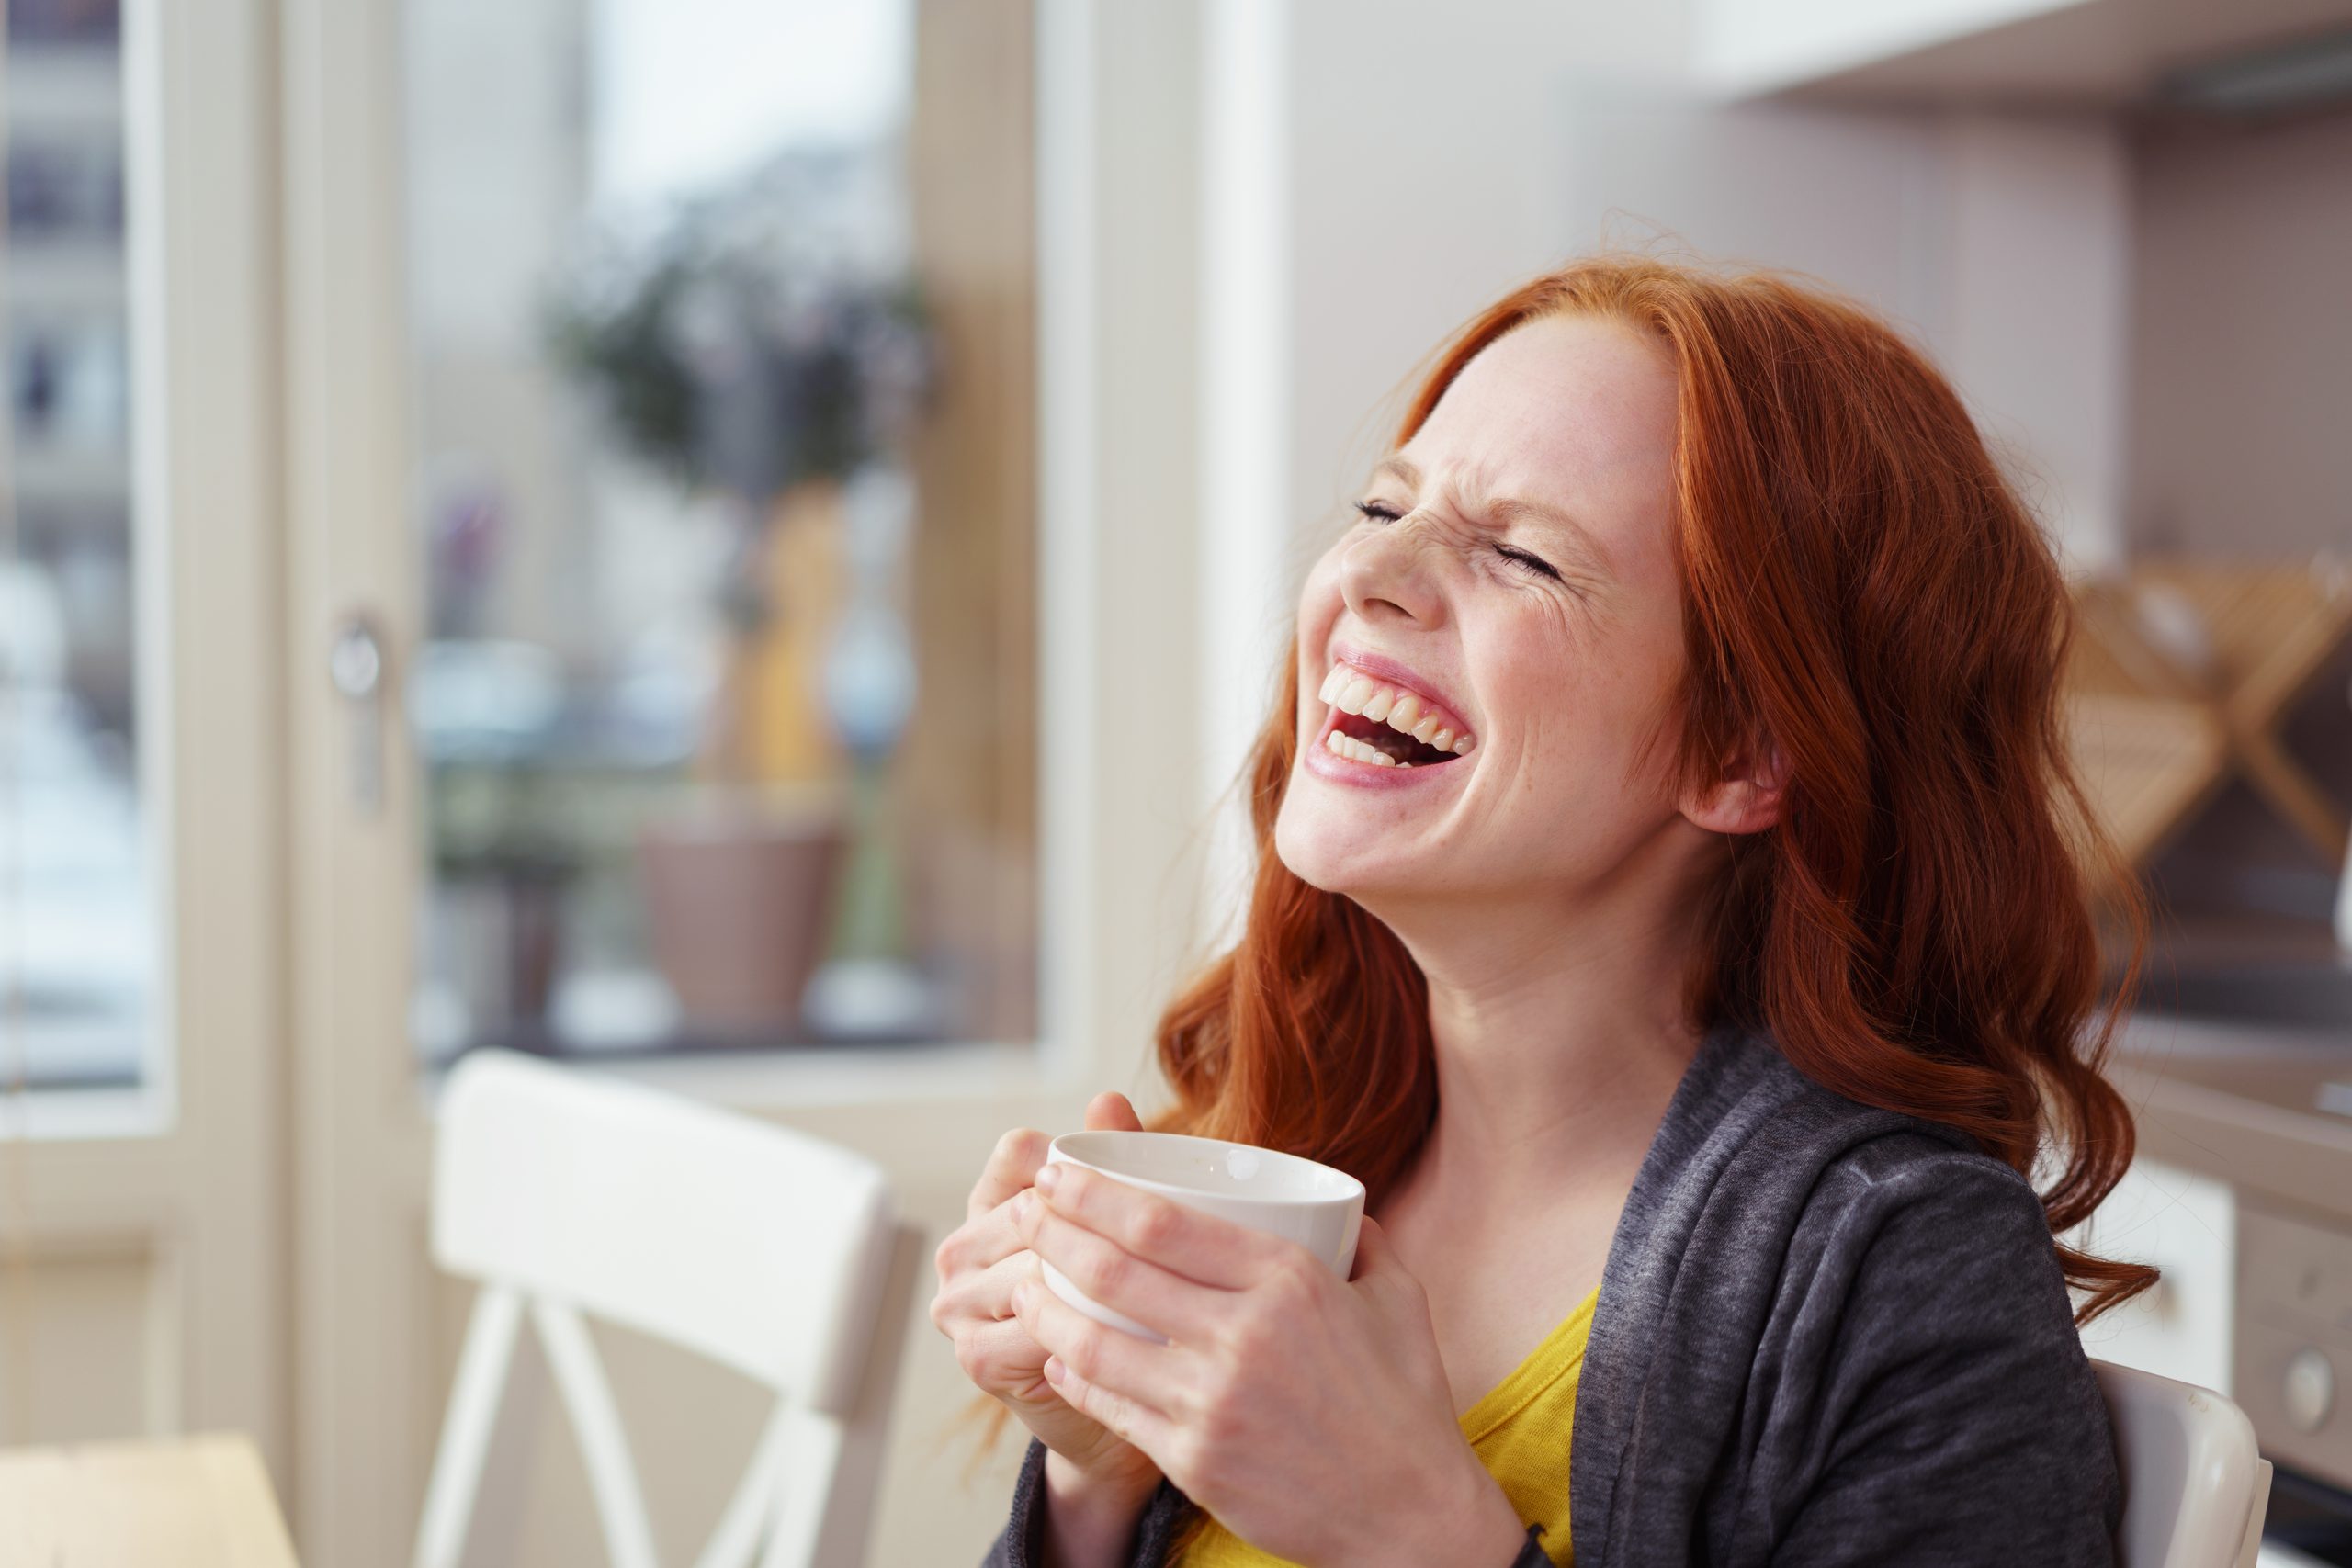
[1049,1129,1365,1207]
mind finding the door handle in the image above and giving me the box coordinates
[329,611,388,814]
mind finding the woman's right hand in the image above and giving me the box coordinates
[932,1090,1166,1501]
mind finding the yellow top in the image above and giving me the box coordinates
[1168,1286,1599,1568]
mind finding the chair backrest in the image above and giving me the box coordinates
[413,1048,912,1568]
[2094,1359,2274,1568]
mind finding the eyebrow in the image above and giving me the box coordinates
[1369,455,1614,575]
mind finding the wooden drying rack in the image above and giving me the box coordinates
[2063,557,2352,895]
[2060,554,2352,907]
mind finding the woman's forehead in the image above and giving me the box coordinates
[1404,315,1679,516]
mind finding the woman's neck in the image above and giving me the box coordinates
[1381,852,1714,1223]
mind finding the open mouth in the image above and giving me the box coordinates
[1316,660,1475,771]
[1324,707,1461,767]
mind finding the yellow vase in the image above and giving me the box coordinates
[729,479,849,790]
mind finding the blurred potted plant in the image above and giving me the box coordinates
[547,154,933,1040]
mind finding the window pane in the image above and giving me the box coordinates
[401,0,1039,1065]
[2,0,153,1093]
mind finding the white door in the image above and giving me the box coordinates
[279,2,1215,1563]
[0,0,287,1483]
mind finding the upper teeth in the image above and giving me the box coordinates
[1317,663,1476,755]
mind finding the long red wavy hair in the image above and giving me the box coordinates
[960,254,2152,1485]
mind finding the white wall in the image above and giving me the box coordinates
[1938,113,2132,571]
[1551,90,2132,570]
[2129,108,2352,559]
[1262,7,2134,584]
[1283,0,1674,561]
[1691,0,2085,97]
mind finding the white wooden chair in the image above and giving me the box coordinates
[413,1047,922,1568]
[2095,1359,2275,1568]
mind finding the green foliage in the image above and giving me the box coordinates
[546,253,702,491]
[543,183,935,504]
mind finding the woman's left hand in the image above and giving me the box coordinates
[1007,1161,1532,1568]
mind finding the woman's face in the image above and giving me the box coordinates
[1275,310,1698,911]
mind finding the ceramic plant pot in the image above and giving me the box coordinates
[637,789,846,1041]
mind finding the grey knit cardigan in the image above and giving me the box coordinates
[980,1024,2120,1567]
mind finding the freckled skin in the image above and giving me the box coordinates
[1276,312,1705,918]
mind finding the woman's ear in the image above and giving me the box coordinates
[1679,737,1789,837]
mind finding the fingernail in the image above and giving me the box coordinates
[1044,1355,1066,1383]
[1035,1164,1063,1194]
[1013,1281,1034,1312]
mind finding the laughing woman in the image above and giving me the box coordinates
[930,255,2149,1568]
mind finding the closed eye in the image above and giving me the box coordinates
[1495,544,1562,582]
[1351,499,1563,582]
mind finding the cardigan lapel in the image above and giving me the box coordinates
[1566,1024,1796,1568]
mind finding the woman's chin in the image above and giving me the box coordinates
[1272,808,1430,903]
[1272,810,1351,895]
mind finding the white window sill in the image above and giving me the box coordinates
[0,1085,173,1142]
[421,1038,1061,1117]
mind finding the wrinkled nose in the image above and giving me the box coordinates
[1338,516,1446,629]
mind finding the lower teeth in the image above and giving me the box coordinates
[1325,728,1413,768]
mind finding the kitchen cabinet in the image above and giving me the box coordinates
[2075,1156,2237,1394]
[1698,0,2352,106]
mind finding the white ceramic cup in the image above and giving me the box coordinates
[1037,1130,1366,1345]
